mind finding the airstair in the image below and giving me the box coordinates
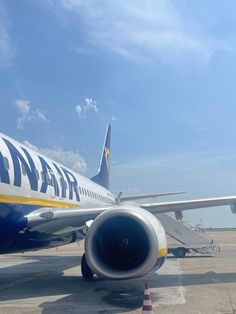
[155,213,220,257]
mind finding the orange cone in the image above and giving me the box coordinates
[142,282,154,314]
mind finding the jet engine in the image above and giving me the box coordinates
[84,206,167,279]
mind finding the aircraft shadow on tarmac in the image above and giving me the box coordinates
[167,255,214,259]
[0,255,236,313]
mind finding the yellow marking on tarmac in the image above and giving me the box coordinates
[0,194,79,208]
[158,247,168,257]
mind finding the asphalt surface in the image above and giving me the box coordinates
[0,231,235,314]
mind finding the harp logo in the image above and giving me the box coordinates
[104,147,110,171]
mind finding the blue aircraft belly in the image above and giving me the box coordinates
[0,202,77,253]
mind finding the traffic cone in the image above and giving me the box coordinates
[142,282,153,314]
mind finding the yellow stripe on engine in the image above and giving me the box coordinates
[0,194,79,208]
[158,247,168,257]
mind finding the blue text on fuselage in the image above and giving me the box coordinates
[0,137,80,202]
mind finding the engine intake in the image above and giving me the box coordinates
[85,206,167,279]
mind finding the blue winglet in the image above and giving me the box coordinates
[91,124,111,190]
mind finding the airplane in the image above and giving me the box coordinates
[0,124,235,280]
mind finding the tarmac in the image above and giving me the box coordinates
[0,231,235,314]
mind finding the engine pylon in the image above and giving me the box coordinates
[142,282,154,314]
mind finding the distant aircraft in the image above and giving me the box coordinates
[0,125,235,279]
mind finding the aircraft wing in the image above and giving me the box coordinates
[26,195,236,234]
[118,191,185,202]
[141,195,236,214]
[26,206,111,234]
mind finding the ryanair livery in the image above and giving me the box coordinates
[0,125,235,280]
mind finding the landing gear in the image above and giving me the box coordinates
[173,247,187,258]
[81,253,94,279]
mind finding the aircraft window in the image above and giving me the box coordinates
[3,157,9,170]
[21,164,26,176]
[60,177,63,187]
[85,189,87,196]
[81,187,84,195]
[79,186,82,194]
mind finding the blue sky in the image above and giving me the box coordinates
[0,0,236,227]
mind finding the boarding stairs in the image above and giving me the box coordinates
[155,213,220,256]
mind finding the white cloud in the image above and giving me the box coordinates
[75,97,99,118]
[84,97,98,112]
[0,3,15,67]
[111,115,118,122]
[52,0,227,65]
[14,99,49,129]
[35,109,49,122]
[15,99,31,114]
[15,99,31,130]
[24,141,87,173]
[75,104,82,118]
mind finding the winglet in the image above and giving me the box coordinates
[91,124,111,190]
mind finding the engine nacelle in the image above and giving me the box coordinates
[85,206,167,279]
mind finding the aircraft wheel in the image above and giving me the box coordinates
[81,253,94,279]
[174,247,187,258]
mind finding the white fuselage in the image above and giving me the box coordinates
[0,132,115,253]
[0,132,115,210]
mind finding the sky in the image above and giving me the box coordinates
[0,0,236,227]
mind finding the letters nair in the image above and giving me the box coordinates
[0,138,80,201]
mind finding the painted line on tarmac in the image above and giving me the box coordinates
[152,258,186,306]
